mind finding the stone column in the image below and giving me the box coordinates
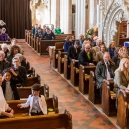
[89,0,95,27]
[51,0,60,27]
[75,0,86,38]
[60,0,72,34]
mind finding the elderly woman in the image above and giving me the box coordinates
[95,44,107,63]
[7,45,22,64]
[14,53,27,70]
[1,43,9,58]
[108,41,116,59]
[0,75,14,118]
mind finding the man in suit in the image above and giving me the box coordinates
[0,51,11,74]
[95,52,116,98]
[67,40,81,62]
[32,24,38,35]
[78,44,94,66]
[92,39,103,59]
[11,57,27,86]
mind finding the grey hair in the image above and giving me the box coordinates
[1,43,8,49]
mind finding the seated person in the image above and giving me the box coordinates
[91,36,98,47]
[67,40,81,62]
[42,27,55,40]
[32,24,38,35]
[55,26,62,34]
[92,39,103,59]
[95,44,107,63]
[0,51,11,74]
[95,52,116,98]
[64,36,73,52]
[2,69,24,100]
[11,57,27,86]
[112,46,129,69]
[0,75,14,118]
[0,28,8,41]
[1,43,9,58]
[78,34,84,48]
[78,44,94,66]
[17,83,47,116]
[114,58,129,94]
[7,45,22,64]
[14,53,28,71]
[108,41,116,59]
[36,29,43,38]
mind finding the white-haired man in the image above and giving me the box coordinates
[0,51,10,73]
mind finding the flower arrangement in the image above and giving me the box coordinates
[85,28,94,39]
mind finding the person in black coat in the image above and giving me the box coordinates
[78,44,94,66]
[11,57,27,86]
[2,68,24,100]
[42,27,55,40]
[67,40,81,62]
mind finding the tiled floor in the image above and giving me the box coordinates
[19,41,119,129]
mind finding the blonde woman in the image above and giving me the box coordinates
[114,58,129,92]
[82,40,89,50]
[95,44,107,63]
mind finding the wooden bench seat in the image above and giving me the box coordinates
[58,51,67,73]
[17,84,49,98]
[79,65,96,94]
[0,110,72,129]
[102,81,117,116]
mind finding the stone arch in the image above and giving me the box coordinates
[103,0,129,47]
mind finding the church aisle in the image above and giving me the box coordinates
[20,41,118,129]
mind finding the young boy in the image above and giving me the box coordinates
[17,83,47,116]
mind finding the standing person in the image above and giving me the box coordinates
[0,28,9,41]
[78,34,84,48]
[51,24,55,34]
[32,24,38,35]
[42,28,55,40]
[108,41,116,59]
[0,75,14,118]
[17,83,47,116]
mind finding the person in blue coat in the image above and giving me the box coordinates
[108,41,116,59]
[64,36,73,52]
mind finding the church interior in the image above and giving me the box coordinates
[0,0,129,129]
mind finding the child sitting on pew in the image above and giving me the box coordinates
[17,83,47,116]
[0,75,14,118]
[2,68,24,101]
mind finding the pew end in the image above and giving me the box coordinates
[44,83,49,98]
[64,55,70,79]
[79,65,96,94]
[102,81,117,116]
[117,89,128,129]
[88,71,101,104]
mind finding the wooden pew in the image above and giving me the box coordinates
[79,65,96,94]
[64,55,71,79]
[117,89,129,129]
[26,74,40,87]
[0,110,72,129]
[58,51,67,73]
[102,81,117,116]
[88,71,101,104]
[70,60,79,86]
[26,30,32,45]
[7,94,59,114]
[55,34,74,40]
[53,42,64,68]
[17,84,49,98]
